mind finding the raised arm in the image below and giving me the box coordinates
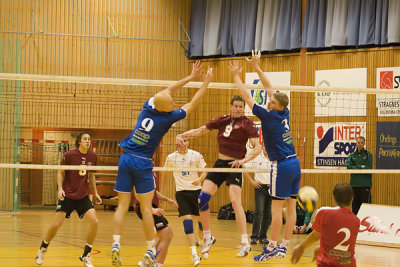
[179,126,209,139]
[181,67,213,114]
[176,126,210,146]
[229,137,261,168]
[243,138,262,163]
[229,62,256,109]
[246,50,274,98]
[159,60,203,95]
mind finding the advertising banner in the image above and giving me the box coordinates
[315,68,367,116]
[245,72,291,116]
[376,122,400,169]
[314,122,366,167]
[357,204,400,246]
[376,67,400,116]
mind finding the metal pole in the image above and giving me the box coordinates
[0,30,191,43]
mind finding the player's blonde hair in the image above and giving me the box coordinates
[273,92,289,109]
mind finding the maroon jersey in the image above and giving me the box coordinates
[61,148,97,200]
[313,206,360,267]
[206,115,258,159]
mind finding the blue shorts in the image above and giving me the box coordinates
[269,157,301,199]
[115,153,155,194]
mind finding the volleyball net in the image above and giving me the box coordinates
[1,72,400,213]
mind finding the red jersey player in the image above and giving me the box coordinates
[291,182,360,267]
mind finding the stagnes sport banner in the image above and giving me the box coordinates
[376,67,400,116]
[357,204,400,246]
[315,68,367,117]
[245,72,291,116]
[376,122,400,169]
[314,122,366,168]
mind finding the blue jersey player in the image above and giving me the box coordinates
[229,50,301,262]
[111,61,213,267]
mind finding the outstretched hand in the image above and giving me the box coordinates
[228,159,246,168]
[245,49,261,66]
[191,60,204,79]
[176,135,183,145]
[228,61,242,77]
[204,66,213,82]
[291,244,304,264]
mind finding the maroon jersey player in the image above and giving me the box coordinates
[291,182,360,267]
[35,131,101,267]
[61,148,97,200]
[177,95,262,258]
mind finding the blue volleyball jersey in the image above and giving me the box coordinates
[119,97,186,160]
[252,104,296,161]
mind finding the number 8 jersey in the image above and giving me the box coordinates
[313,206,360,267]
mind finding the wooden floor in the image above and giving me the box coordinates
[0,208,399,267]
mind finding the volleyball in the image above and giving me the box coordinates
[297,186,319,212]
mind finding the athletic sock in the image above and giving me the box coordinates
[203,230,211,240]
[267,240,278,251]
[147,240,156,254]
[40,240,50,249]
[113,234,121,244]
[280,239,289,248]
[82,244,92,258]
[190,246,197,256]
[241,234,249,245]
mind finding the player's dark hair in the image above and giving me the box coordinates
[273,92,289,109]
[357,136,365,142]
[231,95,245,105]
[75,131,91,148]
[333,182,353,207]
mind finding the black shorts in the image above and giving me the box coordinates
[175,190,201,217]
[205,159,243,188]
[56,195,94,219]
[137,204,169,232]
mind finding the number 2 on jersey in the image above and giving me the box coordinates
[334,227,351,251]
